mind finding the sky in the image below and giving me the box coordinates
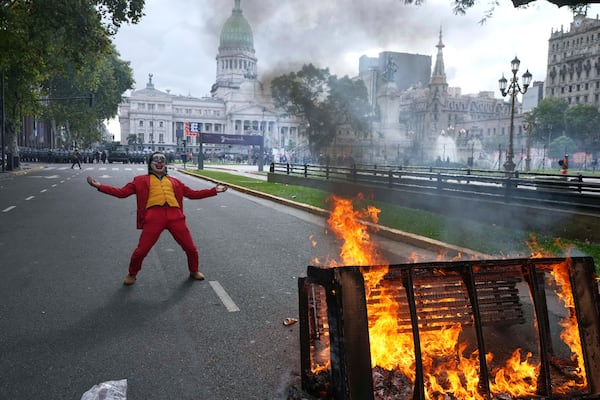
[107,0,600,138]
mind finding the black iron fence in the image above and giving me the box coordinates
[269,162,600,214]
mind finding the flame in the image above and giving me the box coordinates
[526,235,550,258]
[549,258,587,392]
[489,349,538,396]
[325,194,384,267]
[310,194,588,399]
[528,237,586,391]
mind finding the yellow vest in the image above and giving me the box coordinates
[146,174,180,208]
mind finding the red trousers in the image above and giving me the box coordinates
[129,206,199,276]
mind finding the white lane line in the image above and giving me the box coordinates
[209,281,240,312]
[25,196,34,201]
[2,206,16,213]
[40,189,47,193]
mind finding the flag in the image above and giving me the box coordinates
[185,122,201,137]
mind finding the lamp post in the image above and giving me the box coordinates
[498,56,532,173]
[1,70,5,172]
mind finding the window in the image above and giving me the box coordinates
[139,120,144,127]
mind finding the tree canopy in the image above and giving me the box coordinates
[270,64,371,158]
[401,0,600,18]
[0,0,144,153]
[528,97,600,156]
[529,97,569,144]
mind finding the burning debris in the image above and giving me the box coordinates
[297,194,600,400]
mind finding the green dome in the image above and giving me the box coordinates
[219,0,254,50]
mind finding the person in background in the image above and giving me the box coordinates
[71,149,81,169]
[86,151,228,285]
[558,154,569,175]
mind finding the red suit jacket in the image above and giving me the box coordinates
[98,174,217,229]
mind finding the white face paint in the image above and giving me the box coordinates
[150,154,167,176]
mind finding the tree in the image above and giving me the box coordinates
[548,135,577,160]
[400,0,598,18]
[564,103,600,151]
[529,97,569,146]
[0,0,144,156]
[40,45,134,148]
[270,64,370,158]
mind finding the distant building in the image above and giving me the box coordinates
[523,81,543,113]
[348,30,516,167]
[117,0,306,164]
[545,12,600,107]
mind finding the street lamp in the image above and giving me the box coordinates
[498,56,532,173]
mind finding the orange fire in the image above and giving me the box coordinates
[526,237,587,391]
[312,194,588,399]
[550,258,588,392]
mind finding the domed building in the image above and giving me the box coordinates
[212,0,257,96]
[117,0,306,167]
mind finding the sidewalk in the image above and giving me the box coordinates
[0,163,44,180]
[202,163,268,180]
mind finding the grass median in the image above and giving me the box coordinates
[191,169,600,270]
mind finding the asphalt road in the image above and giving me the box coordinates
[0,163,449,400]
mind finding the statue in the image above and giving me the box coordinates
[382,57,397,82]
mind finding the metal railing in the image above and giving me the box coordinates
[269,162,600,213]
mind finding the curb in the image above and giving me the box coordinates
[175,167,490,260]
[0,165,45,180]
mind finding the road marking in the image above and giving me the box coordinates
[25,196,34,201]
[40,189,47,193]
[2,206,16,213]
[209,281,240,312]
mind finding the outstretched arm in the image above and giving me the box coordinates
[86,176,136,198]
[181,182,228,199]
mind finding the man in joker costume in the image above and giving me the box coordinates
[87,151,228,285]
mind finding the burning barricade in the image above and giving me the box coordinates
[298,195,600,400]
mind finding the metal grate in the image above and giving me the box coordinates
[298,257,600,400]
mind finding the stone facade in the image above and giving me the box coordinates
[546,13,600,108]
[118,0,305,164]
